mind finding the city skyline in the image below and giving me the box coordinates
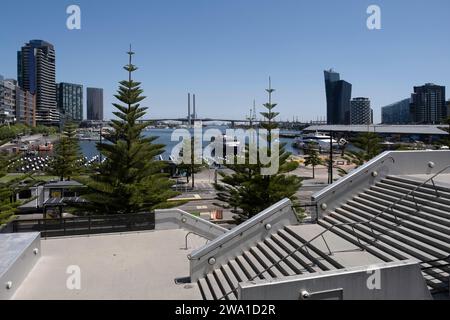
[1,0,450,123]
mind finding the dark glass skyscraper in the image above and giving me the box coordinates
[87,88,104,121]
[17,40,59,125]
[57,83,83,122]
[411,83,446,124]
[324,69,352,125]
[381,98,413,124]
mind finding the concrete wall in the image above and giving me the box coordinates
[189,199,299,281]
[239,260,432,300]
[0,233,41,300]
[312,150,450,217]
[155,208,227,241]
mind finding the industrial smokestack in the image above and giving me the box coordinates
[188,93,191,126]
[193,94,196,120]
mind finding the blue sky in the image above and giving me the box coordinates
[1,0,449,123]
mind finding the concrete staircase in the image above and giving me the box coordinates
[197,175,450,300]
[197,223,385,300]
[320,175,450,294]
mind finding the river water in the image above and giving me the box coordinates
[79,127,302,160]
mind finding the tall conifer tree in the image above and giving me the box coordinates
[81,48,177,214]
[215,79,302,223]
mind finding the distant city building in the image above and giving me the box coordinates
[57,83,83,122]
[14,80,36,127]
[0,76,36,126]
[350,97,373,125]
[18,40,59,126]
[0,75,16,124]
[324,69,352,125]
[447,100,450,121]
[87,88,104,121]
[381,98,413,125]
[410,83,446,124]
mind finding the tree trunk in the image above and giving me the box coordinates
[312,165,315,179]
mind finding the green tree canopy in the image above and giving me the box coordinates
[48,123,83,181]
[79,48,178,214]
[304,142,323,179]
[214,79,302,223]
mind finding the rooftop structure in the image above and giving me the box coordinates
[2,151,450,300]
[304,124,449,135]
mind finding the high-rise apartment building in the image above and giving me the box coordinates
[350,97,373,125]
[18,40,59,126]
[410,83,446,124]
[0,76,36,126]
[57,83,83,122]
[324,69,352,125]
[87,88,104,121]
[381,99,413,125]
[0,75,16,124]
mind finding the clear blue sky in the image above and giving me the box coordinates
[1,0,449,123]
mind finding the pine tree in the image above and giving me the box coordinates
[80,48,178,214]
[215,78,302,223]
[304,142,323,179]
[339,132,382,176]
[0,154,19,225]
[48,123,83,181]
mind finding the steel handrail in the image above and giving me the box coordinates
[217,164,450,300]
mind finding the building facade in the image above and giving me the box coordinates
[381,98,413,125]
[350,97,373,125]
[18,40,59,126]
[0,76,16,124]
[324,69,352,125]
[86,88,104,121]
[447,100,450,121]
[57,83,83,122]
[410,83,446,124]
[0,76,36,126]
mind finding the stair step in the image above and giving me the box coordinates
[236,256,259,280]
[256,242,296,276]
[340,203,450,253]
[206,273,222,300]
[331,209,446,261]
[321,215,409,261]
[198,278,214,300]
[383,177,450,200]
[324,213,449,291]
[265,236,314,274]
[221,264,240,299]
[249,246,285,278]
[285,225,384,269]
[353,196,450,235]
[276,229,335,272]
[228,259,248,282]
[348,199,450,240]
[213,268,236,300]
[364,189,450,222]
[370,185,450,214]
[386,175,450,195]
[376,181,450,205]
[317,219,397,262]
